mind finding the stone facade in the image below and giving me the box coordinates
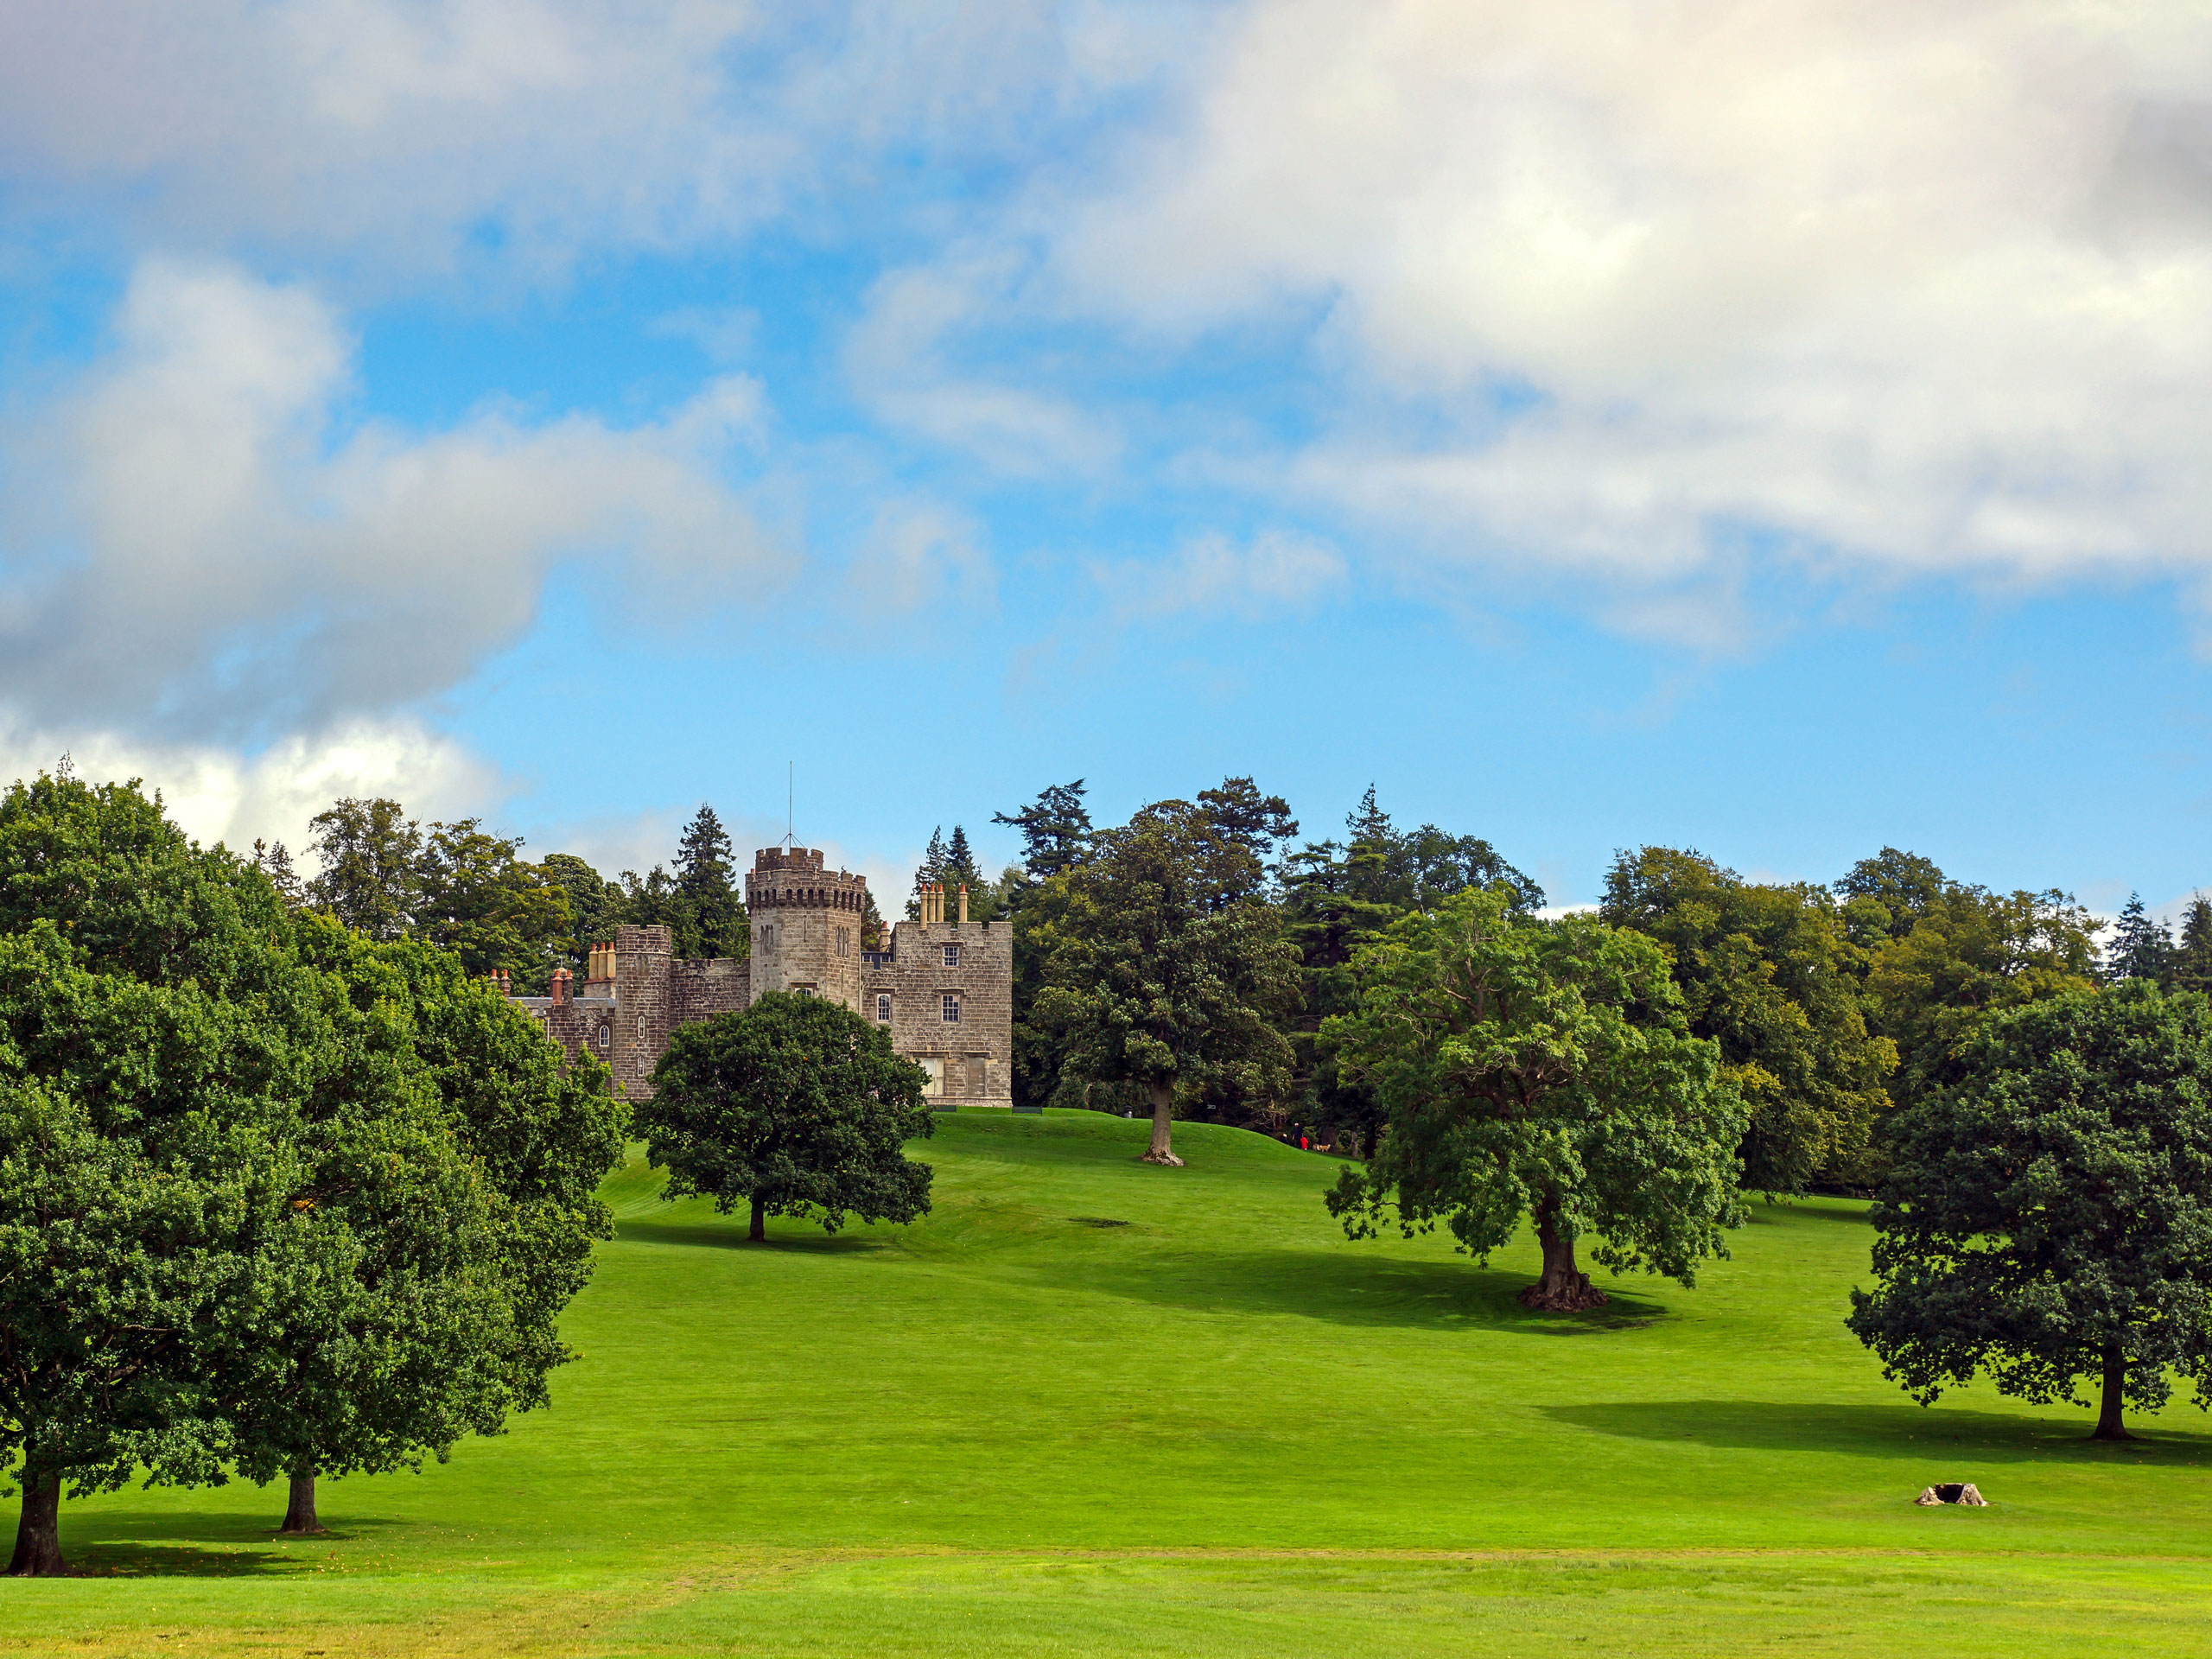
[508,845,1013,1106]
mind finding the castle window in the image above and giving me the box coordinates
[876,994,892,1021]
[638,1016,645,1041]
[942,993,961,1023]
[597,1025,610,1050]
[943,944,961,968]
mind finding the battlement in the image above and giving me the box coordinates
[745,848,870,911]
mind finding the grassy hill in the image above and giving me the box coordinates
[11,1110,2212,1656]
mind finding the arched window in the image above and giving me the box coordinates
[876,994,892,1021]
[597,1025,611,1050]
[638,1015,646,1041]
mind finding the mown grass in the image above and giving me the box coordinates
[11,1110,2212,1656]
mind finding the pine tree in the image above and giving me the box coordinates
[908,826,947,919]
[2107,893,2174,985]
[674,804,746,959]
[992,781,1092,883]
[2173,899,2212,995]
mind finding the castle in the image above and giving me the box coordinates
[505,846,1013,1105]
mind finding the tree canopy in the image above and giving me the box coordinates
[1601,847,1895,1194]
[1032,798,1301,1163]
[0,773,624,1571]
[639,992,934,1242]
[1847,982,2212,1440]
[1324,888,1748,1311]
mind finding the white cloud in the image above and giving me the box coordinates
[842,497,997,618]
[0,258,787,734]
[1028,1,2212,618]
[1093,528,1346,620]
[844,254,1122,477]
[0,1,1165,280]
[0,714,499,857]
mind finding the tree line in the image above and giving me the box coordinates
[258,798,764,987]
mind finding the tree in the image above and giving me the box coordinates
[1847,982,2212,1440]
[1836,848,1949,940]
[307,798,423,940]
[229,918,625,1535]
[675,804,747,960]
[0,774,359,1573]
[639,992,933,1242]
[414,819,572,991]
[251,837,305,906]
[1283,789,1544,1154]
[1324,888,1748,1311]
[1032,800,1301,1164]
[993,780,1093,884]
[2171,899,2212,996]
[906,826,948,920]
[540,852,626,973]
[1601,847,1895,1194]
[1864,881,2102,1114]
[2107,893,2175,986]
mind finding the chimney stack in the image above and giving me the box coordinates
[551,967,571,1006]
[958,884,969,925]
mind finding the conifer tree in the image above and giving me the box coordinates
[2107,893,2175,985]
[674,804,746,959]
[992,781,1093,883]
[2172,899,2212,996]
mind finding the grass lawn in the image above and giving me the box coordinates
[12,1109,2212,1656]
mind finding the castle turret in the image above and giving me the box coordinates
[745,848,871,1013]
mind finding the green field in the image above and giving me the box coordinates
[14,1111,2212,1656]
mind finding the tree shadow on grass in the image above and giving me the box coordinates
[1020,1247,1671,1334]
[60,1514,408,1578]
[616,1218,892,1255]
[1544,1400,2212,1465]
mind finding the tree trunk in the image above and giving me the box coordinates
[278,1462,323,1535]
[749,1193,766,1243]
[7,1468,63,1578]
[2092,1340,2133,1440]
[1139,1083,1184,1166]
[1519,1198,1609,1311]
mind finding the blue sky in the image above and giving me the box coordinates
[3,3,2211,918]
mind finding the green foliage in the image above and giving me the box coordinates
[0,772,625,1569]
[304,798,573,990]
[1861,877,2102,1114]
[1285,787,1543,1152]
[992,779,1093,883]
[0,772,346,1557]
[639,991,934,1239]
[1601,847,1896,1194]
[306,797,423,940]
[2171,899,2212,996]
[2106,893,2175,985]
[539,852,626,972]
[1324,888,1747,1306]
[674,804,747,960]
[1031,799,1302,1160]
[414,819,573,992]
[1847,982,2212,1439]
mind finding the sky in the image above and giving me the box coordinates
[4,2,2212,917]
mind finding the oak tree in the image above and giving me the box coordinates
[1848,982,2212,1440]
[639,992,933,1242]
[1325,889,1748,1311]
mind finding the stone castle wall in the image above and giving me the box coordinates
[511,847,1011,1108]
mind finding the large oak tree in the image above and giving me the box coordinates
[1848,981,2212,1440]
[1325,888,1748,1311]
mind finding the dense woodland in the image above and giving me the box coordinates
[247,774,2182,1198]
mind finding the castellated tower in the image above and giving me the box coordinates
[745,847,870,1013]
